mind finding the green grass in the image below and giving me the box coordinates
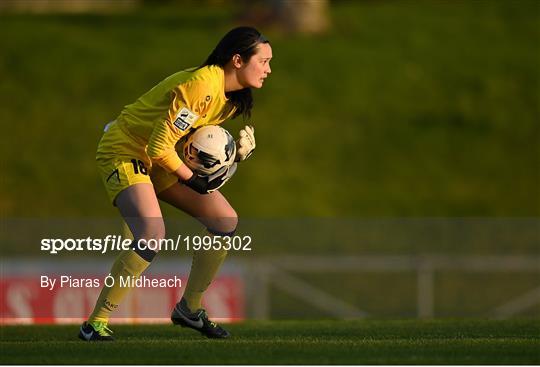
[1,319,539,364]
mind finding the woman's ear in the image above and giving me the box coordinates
[232,54,243,69]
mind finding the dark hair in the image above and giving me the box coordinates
[201,26,270,120]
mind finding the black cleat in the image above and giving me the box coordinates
[171,298,230,339]
[78,321,114,341]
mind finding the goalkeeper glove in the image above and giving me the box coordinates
[235,125,255,162]
[183,163,237,194]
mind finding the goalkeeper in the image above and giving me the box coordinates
[79,26,272,341]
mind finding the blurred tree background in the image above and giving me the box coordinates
[0,0,538,218]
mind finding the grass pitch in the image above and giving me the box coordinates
[1,319,538,364]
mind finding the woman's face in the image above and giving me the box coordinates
[238,43,273,89]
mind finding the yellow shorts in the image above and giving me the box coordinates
[96,121,178,205]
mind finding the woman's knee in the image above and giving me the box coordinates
[126,217,166,263]
[130,221,165,262]
[128,217,166,242]
[206,207,238,235]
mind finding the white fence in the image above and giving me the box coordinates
[244,255,540,319]
[1,255,538,322]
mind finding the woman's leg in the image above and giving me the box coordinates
[157,183,237,311]
[88,183,165,323]
[159,183,238,232]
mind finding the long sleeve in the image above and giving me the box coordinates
[147,80,211,172]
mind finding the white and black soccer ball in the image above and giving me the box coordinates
[182,125,236,175]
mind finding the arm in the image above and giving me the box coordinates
[147,81,234,194]
[147,81,208,178]
[173,163,194,182]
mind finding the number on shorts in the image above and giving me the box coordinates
[131,159,148,175]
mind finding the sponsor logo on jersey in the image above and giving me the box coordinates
[174,107,199,131]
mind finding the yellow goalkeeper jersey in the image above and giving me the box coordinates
[114,65,236,173]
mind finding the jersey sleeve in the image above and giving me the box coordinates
[146,80,211,173]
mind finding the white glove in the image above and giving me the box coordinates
[235,125,256,162]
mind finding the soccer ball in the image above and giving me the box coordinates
[182,125,236,175]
